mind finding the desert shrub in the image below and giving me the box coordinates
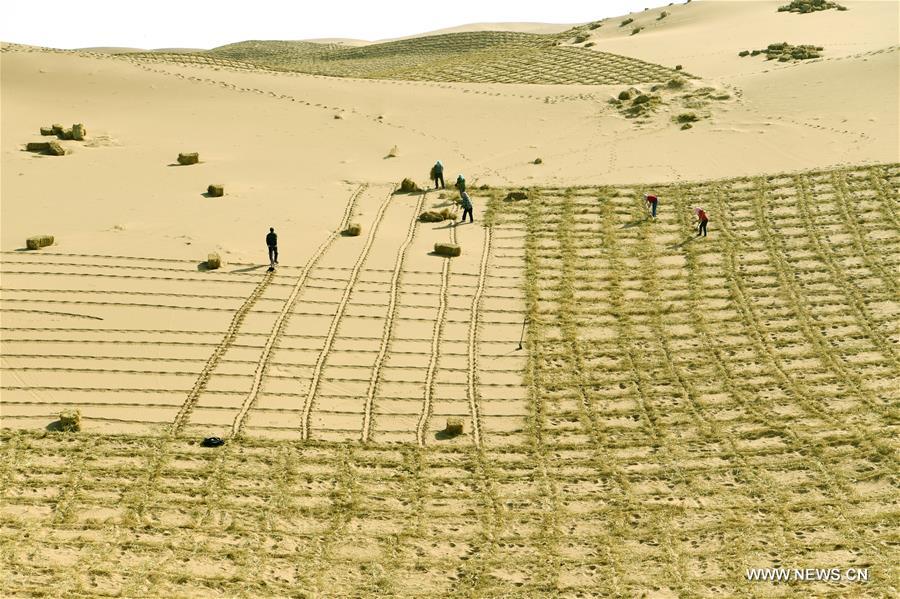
[387,145,399,158]
[398,178,421,193]
[618,90,632,101]
[675,64,683,70]
[573,35,589,44]
[584,42,595,48]
[504,191,528,201]
[667,77,686,89]
[675,112,699,123]
[533,157,543,165]
[588,21,603,29]
[177,152,199,165]
[633,94,651,105]
[207,184,224,197]
[207,253,221,269]
[631,27,644,35]
[739,50,750,57]
[40,126,54,136]
[344,223,362,236]
[758,42,823,61]
[621,18,634,27]
[778,0,846,13]
[751,50,761,56]
[681,123,693,130]
[658,11,669,19]
[46,141,66,156]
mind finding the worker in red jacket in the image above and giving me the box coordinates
[645,193,659,219]
[694,207,709,237]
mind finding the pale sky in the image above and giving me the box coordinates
[0,0,675,50]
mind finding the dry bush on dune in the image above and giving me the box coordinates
[631,27,644,36]
[675,112,700,124]
[533,158,543,165]
[620,18,634,27]
[206,253,222,269]
[344,223,362,236]
[778,0,847,13]
[752,42,824,61]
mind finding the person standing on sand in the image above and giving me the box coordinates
[694,208,709,237]
[266,227,278,269]
[645,193,659,219]
[455,174,466,195]
[431,160,445,189]
[459,191,474,224]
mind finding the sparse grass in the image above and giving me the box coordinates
[126,30,690,85]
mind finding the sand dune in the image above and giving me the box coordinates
[1,1,898,596]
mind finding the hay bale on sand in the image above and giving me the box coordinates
[51,124,64,135]
[47,141,66,156]
[207,184,224,197]
[59,409,81,432]
[26,235,54,250]
[434,243,461,257]
[71,123,86,141]
[505,191,528,201]
[398,178,421,193]
[419,209,457,223]
[26,142,51,152]
[40,126,54,136]
[345,223,362,236]
[59,128,74,140]
[444,417,464,436]
[178,152,199,165]
[207,252,221,269]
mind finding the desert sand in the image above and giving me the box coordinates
[1,0,898,597]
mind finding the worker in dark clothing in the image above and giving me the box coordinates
[431,161,445,189]
[455,174,466,194]
[694,208,709,237]
[266,227,278,270]
[459,191,474,224]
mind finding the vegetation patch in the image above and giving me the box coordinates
[778,0,847,12]
[740,42,824,61]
